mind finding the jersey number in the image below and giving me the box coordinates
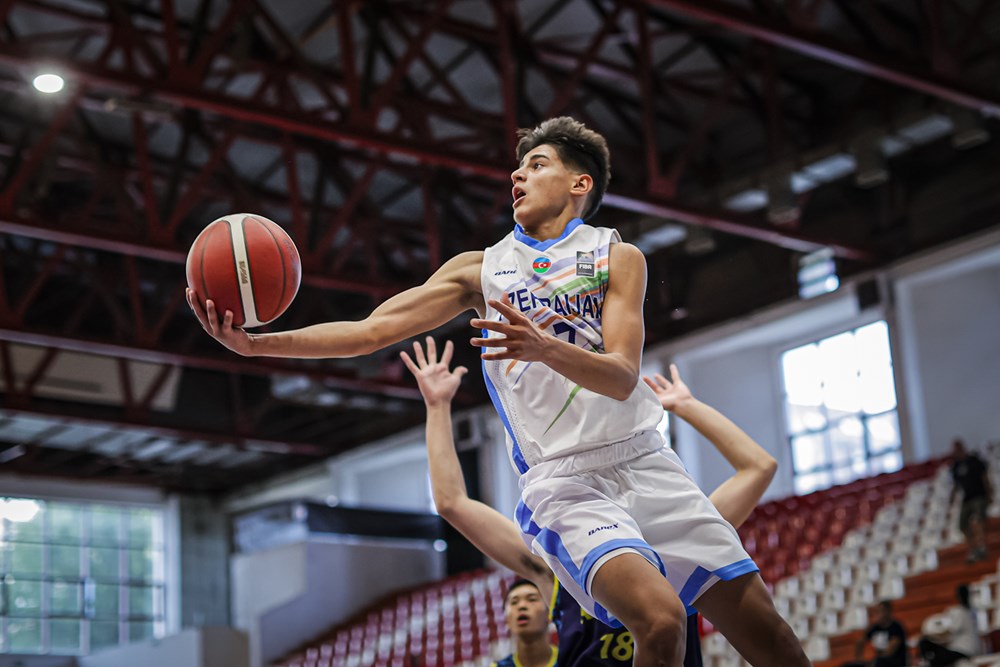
[599,632,634,661]
[552,322,577,346]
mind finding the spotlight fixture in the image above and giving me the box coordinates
[798,248,839,299]
[32,72,65,94]
[0,498,41,523]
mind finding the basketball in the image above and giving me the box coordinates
[185,213,302,328]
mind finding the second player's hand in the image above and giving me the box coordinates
[469,295,551,362]
[642,363,694,412]
[185,288,253,356]
[401,337,468,407]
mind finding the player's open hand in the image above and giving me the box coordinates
[401,337,468,407]
[642,364,693,412]
[185,288,253,356]
[469,295,551,362]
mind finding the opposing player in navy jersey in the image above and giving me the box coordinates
[493,579,558,667]
[400,337,782,667]
[189,117,808,666]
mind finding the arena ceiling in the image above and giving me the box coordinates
[0,0,997,493]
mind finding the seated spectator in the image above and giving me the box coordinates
[846,600,908,667]
[918,584,980,667]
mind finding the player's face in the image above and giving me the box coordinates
[510,144,582,228]
[504,584,549,638]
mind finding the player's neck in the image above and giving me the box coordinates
[514,636,554,667]
[518,211,582,242]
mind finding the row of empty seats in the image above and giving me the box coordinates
[738,460,940,585]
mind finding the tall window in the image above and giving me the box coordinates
[781,321,901,495]
[0,498,165,655]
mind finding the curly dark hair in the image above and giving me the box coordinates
[515,117,611,220]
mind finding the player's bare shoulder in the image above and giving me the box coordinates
[609,241,646,266]
[608,242,647,283]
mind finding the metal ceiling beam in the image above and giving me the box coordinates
[0,326,424,400]
[646,0,1000,115]
[0,403,324,456]
[0,218,406,297]
[601,193,870,260]
[0,46,871,259]
[0,168,872,263]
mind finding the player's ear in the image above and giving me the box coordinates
[571,173,593,195]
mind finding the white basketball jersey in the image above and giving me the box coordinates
[480,218,664,474]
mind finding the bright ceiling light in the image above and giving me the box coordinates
[32,73,65,94]
[1,498,41,523]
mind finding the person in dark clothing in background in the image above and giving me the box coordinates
[950,439,992,563]
[848,600,907,667]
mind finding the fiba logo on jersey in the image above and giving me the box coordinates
[532,257,551,274]
[576,251,595,277]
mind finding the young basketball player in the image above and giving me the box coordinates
[495,579,558,667]
[188,117,808,666]
[401,336,781,667]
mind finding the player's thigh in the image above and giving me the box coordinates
[692,572,796,656]
[590,552,687,640]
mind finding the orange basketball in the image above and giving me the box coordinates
[185,214,301,328]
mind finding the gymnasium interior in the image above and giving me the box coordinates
[0,1,998,666]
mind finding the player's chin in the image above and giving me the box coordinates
[512,206,537,226]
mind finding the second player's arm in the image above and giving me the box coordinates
[646,367,777,529]
[688,397,778,529]
[402,339,552,590]
[191,251,484,358]
[425,399,552,589]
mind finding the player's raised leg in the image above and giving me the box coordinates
[590,553,688,667]
[694,572,810,666]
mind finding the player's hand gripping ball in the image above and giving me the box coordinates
[185,213,301,328]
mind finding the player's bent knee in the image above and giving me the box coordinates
[630,606,686,658]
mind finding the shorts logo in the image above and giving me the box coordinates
[587,523,619,536]
[576,251,595,277]
[532,257,551,274]
[494,269,516,276]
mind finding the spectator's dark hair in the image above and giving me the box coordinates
[957,584,970,608]
[504,578,540,604]
[878,600,893,612]
[515,117,611,220]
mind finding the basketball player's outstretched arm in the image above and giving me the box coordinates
[186,251,484,358]
[643,365,777,529]
[470,242,648,401]
[401,338,553,595]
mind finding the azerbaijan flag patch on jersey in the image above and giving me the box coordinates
[532,257,551,274]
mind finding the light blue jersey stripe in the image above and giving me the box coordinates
[481,336,528,474]
[513,217,585,251]
[679,558,759,609]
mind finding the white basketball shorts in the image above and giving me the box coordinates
[514,430,758,628]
